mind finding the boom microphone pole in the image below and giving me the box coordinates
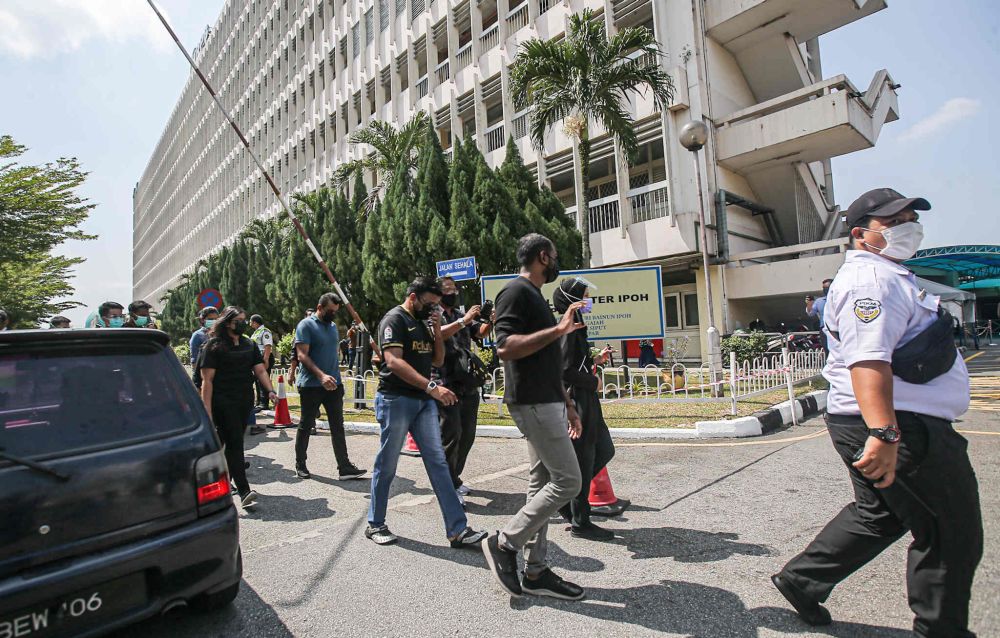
[146,0,368,330]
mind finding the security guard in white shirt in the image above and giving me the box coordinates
[773,189,982,637]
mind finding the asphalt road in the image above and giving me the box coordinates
[115,351,1000,638]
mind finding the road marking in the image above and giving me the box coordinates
[968,375,1000,412]
[964,351,985,362]
[957,429,1000,436]
[393,462,530,509]
[616,429,828,448]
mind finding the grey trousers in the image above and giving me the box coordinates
[500,402,582,576]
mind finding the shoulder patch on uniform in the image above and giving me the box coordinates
[854,298,882,323]
[384,326,393,341]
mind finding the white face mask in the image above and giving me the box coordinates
[863,221,924,260]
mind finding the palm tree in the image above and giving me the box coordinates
[331,111,429,214]
[510,9,673,265]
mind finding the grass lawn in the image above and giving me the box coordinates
[280,376,828,429]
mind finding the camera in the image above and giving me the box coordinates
[481,300,494,319]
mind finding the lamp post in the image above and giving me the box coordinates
[679,120,723,380]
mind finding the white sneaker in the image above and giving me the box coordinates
[240,490,259,509]
[456,491,466,508]
[457,485,471,496]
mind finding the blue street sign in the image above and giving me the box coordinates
[436,256,477,282]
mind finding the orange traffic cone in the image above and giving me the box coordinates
[272,375,293,428]
[589,467,630,517]
[400,432,421,457]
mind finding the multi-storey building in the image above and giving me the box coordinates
[134,0,899,360]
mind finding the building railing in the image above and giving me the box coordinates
[538,0,556,16]
[506,1,529,33]
[416,74,429,98]
[511,109,529,140]
[484,121,506,153]
[435,59,450,84]
[480,22,500,53]
[455,41,473,71]
[628,180,669,223]
[588,193,621,233]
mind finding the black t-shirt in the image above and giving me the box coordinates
[201,335,263,403]
[378,306,435,398]
[436,306,483,391]
[493,276,565,405]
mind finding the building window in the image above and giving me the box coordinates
[682,293,700,329]
[380,0,389,31]
[352,22,360,58]
[365,8,374,43]
[664,293,681,329]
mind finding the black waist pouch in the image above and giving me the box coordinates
[891,308,957,384]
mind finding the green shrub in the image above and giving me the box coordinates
[173,343,190,363]
[277,333,295,359]
[721,331,768,364]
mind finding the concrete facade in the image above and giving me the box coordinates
[134,0,899,360]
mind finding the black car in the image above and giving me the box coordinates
[0,329,241,638]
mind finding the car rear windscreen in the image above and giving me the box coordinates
[0,344,200,459]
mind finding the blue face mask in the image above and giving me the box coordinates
[108,317,125,328]
[204,319,216,328]
[135,316,150,327]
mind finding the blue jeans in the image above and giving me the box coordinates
[368,392,468,538]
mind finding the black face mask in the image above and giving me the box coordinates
[320,310,336,323]
[441,293,458,308]
[821,286,830,296]
[543,254,560,284]
[415,301,437,321]
[233,320,247,334]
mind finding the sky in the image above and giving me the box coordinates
[0,0,998,327]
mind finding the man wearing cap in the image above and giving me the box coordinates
[124,300,158,329]
[772,189,981,638]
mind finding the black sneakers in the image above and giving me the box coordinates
[521,568,585,601]
[570,522,615,541]
[365,525,398,545]
[338,464,368,480]
[482,533,522,597]
[449,527,487,549]
[239,490,259,510]
[295,465,311,479]
[771,573,832,626]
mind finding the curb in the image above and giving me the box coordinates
[258,390,828,441]
[692,390,828,438]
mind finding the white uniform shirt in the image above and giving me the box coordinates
[252,326,273,354]
[823,250,969,421]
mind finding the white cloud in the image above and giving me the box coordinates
[898,97,982,142]
[0,0,173,59]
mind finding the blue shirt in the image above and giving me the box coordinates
[294,316,342,388]
[189,328,209,364]
[807,296,827,325]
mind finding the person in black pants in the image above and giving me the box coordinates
[200,306,276,510]
[552,277,616,541]
[293,293,366,481]
[435,276,493,502]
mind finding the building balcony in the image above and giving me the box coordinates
[715,71,899,173]
[705,0,887,53]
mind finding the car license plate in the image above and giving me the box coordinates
[0,573,147,638]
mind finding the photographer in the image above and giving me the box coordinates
[435,276,493,504]
[553,276,616,541]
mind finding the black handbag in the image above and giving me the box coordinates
[452,348,488,388]
[890,308,957,384]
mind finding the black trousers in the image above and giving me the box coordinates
[565,390,615,527]
[255,361,273,408]
[295,385,353,471]
[439,388,480,488]
[212,397,252,495]
[781,411,983,638]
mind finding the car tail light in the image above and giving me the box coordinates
[195,451,231,515]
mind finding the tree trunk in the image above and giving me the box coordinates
[572,131,593,267]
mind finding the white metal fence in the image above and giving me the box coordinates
[265,348,826,421]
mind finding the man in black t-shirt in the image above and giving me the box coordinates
[481,233,587,601]
[365,276,487,550]
[435,276,493,501]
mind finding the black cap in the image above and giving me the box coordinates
[845,188,931,228]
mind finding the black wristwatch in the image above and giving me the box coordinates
[868,424,901,444]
